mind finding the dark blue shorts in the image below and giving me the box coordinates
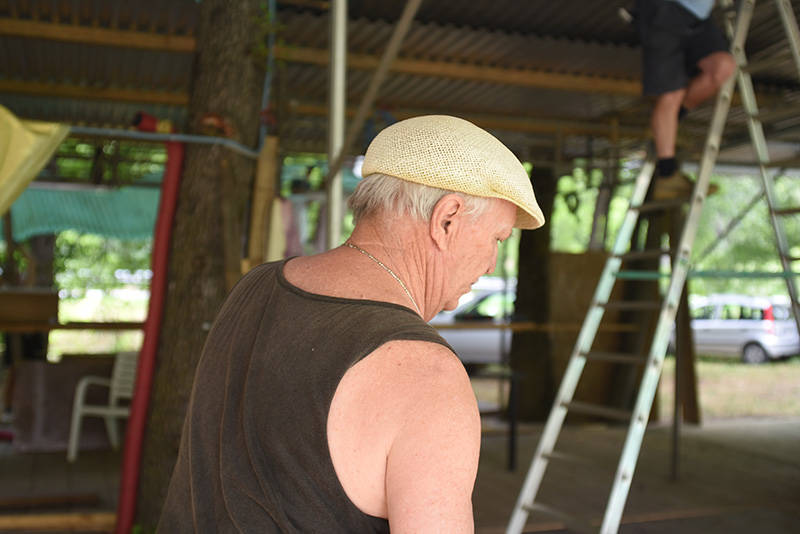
[636,0,730,96]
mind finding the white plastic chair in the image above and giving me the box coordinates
[67,351,138,462]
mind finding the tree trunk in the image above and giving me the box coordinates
[509,166,557,421]
[136,0,263,527]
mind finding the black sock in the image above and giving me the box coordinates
[657,157,678,177]
[678,106,689,121]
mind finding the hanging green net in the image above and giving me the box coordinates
[1,185,160,242]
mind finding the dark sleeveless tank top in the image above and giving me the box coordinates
[158,259,453,533]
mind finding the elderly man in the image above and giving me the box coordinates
[158,115,544,532]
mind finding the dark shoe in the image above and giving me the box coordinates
[653,172,694,200]
[653,172,719,200]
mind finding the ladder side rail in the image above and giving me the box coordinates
[772,0,800,325]
[775,0,800,80]
[505,158,655,534]
[731,1,800,330]
[600,1,752,531]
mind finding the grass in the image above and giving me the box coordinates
[658,354,800,420]
[471,355,800,420]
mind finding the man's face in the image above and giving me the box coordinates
[441,198,516,311]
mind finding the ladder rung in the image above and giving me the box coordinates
[563,401,632,421]
[772,206,800,217]
[633,199,687,213]
[522,502,595,534]
[601,300,661,310]
[616,248,670,261]
[541,450,594,465]
[614,270,665,281]
[584,350,647,365]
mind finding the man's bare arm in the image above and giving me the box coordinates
[384,343,481,533]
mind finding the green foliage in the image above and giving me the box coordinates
[546,161,800,298]
[54,138,165,186]
[54,230,152,294]
[690,172,800,296]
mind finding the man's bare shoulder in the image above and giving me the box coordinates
[374,338,462,368]
[328,339,478,524]
[368,340,480,532]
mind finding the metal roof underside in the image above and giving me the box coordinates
[1,0,800,165]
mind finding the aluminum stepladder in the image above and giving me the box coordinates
[725,0,800,334]
[506,2,773,532]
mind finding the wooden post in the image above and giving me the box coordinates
[673,210,701,425]
[243,136,279,273]
[677,296,701,424]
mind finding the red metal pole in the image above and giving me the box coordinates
[115,112,184,533]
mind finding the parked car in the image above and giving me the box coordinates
[685,294,800,364]
[430,277,516,364]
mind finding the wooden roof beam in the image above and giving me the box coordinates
[0,18,195,52]
[0,80,188,106]
[276,46,642,96]
[1,79,645,138]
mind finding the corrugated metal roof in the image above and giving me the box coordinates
[0,0,798,162]
[344,0,641,45]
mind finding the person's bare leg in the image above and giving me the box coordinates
[682,51,736,110]
[652,88,687,159]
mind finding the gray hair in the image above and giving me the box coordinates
[348,173,491,223]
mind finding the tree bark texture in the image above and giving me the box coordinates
[509,166,557,421]
[136,0,263,527]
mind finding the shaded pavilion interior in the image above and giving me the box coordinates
[1,0,800,531]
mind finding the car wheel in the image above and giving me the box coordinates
[741,343,769,364]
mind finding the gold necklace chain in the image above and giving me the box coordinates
[344,242,421,315]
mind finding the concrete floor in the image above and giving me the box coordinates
[475,417,800,533]
[0,418,798,532]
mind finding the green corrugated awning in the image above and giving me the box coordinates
[1,185,160,242]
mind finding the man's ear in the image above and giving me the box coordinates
[429,194,464,250]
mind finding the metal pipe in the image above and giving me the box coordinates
[326,0,347,249]
[69,125,260,159]
[325,0,423,248]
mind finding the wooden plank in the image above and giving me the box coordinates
[0,290,58,322]
[0,18,195,52]
[0,493,99,511]
[0,512,115,531]
[275,45,642,96]
[676,282,701,424]
[0,80,189,106]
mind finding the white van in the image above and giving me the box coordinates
[688,294,800,363]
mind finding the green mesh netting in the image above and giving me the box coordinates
[1,185,160,242]
[1,162,361,243]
